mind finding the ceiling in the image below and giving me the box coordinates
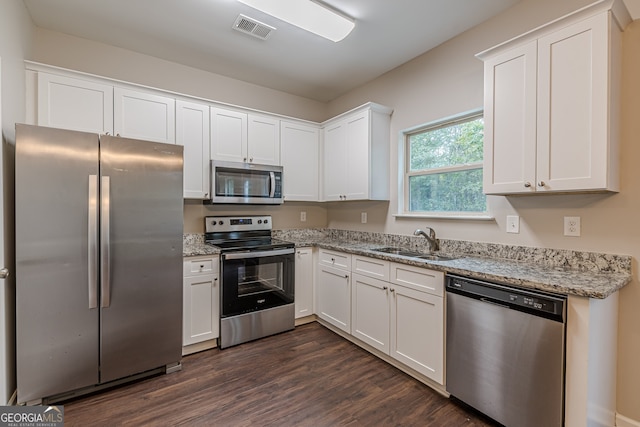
[22,0,640,102]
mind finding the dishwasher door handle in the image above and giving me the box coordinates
[479,297,510,309]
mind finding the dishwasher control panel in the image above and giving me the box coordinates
[446,274,566,320]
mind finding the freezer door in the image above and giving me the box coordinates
[99,135,183,383]
[16,124,100,403]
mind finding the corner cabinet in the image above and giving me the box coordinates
[182,256,220,355]
[479,1,630,195]
[322,103,392,201]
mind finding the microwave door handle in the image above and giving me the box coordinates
[269,172,276,198]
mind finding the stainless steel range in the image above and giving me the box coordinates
[205,215,295,349]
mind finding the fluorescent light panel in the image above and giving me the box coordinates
[237,0,355,42]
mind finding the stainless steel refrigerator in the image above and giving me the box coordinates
[15,124,184,404]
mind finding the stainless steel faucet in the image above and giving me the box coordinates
[414,227,439,252]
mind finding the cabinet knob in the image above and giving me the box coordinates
[344,275,349,279]
[390,288,395,293]
[382,286,388,290]
[0,268,9,279]
[250,157,253,162]
[538,181,546,187]
[243,157,247,162]
[330,257,335,263]
[524,182,532,188]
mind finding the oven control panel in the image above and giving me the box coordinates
[205,215,272,232]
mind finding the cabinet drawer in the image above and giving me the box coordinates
[184,256,219,276]
[353,255,390,281]
[318,249,351,270]
[390,263,444,297]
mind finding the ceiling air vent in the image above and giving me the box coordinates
[233,14,275,40]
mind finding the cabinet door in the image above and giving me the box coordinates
[483,41,537,194]
[176,100,210,199]
[351,273,390,354]
[37,73,113,134]
[316,264,351,333]
[390,285,444,384]
[183,274,219,346]
[210,107,247,163]
[280,121,319,201]
[114,87,175,144]
[248,114,280,165]
[323,121,348,201]
[345,110,370,200]
[295,247,314,319]
[537,14,610,192]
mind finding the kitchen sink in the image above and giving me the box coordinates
[371,247,457,261]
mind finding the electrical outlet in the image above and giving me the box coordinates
[564,216,581,237]
[300,211,307,222]
[506,215,520,234]
[361,212,367,224]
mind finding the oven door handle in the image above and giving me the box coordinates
[223,247,295,260]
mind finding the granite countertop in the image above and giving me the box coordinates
[282,237,631,299]
[183,232,632,299]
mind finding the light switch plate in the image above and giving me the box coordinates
[506,215,520,234]
[300,211,307,222]
[361,212,368,224]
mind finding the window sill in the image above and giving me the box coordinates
[393,213,495,221]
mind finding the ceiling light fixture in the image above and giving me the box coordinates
[237,0,355,42]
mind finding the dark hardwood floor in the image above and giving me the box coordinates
[63,323,498,426]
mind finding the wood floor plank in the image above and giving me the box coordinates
[62,323,498,426]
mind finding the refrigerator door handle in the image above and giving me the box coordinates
[88,175,99,309]
[101,175,111,308]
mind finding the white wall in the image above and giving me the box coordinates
[325,0,640,421]
[0,0,33,405]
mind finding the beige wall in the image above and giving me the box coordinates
[31,28,328,123]
[324,0,640,420]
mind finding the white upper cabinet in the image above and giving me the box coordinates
[210,107,247,163]
[210,108,280,166]
[114,87,175,144]
[280,120,320,201]
[176,100,210,199]
[248,114,280,165]
[36,72,113,134]
[480,1,630,195]
[322,103,392,201]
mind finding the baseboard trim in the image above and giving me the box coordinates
[617,413,640,427]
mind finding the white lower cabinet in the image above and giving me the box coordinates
[351,273,390,354]
[389,280,444,384]
[341,254,445,385]
[294,247,314,319]
[316,263,351,333]
[183,256,219,354]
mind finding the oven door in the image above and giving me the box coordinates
[221,247,295,317]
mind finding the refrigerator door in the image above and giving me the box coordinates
[99,135,183,383]
[16,124,100,403]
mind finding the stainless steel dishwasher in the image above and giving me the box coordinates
[445,274,566,427]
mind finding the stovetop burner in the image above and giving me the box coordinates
[204,215,293,252]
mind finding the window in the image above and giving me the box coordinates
[404,112,486,214]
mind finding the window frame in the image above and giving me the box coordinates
[397,109,491,219]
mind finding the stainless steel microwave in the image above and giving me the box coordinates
[209,160,283,204]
